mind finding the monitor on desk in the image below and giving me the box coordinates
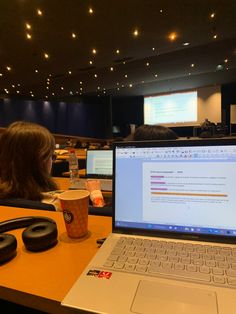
[86,149,113,179]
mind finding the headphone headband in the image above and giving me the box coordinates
[0,216,56,233]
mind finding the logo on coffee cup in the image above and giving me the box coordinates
[63,210,74,224]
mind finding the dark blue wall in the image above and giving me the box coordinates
[0,96,111,138]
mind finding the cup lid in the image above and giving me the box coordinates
[58,189,90,201]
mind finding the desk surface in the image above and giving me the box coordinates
[0,206,112,313]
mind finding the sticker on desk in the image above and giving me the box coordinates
[87,269,112,279]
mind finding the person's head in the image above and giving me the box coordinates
[0,121,57,200]
[132,124,178,141]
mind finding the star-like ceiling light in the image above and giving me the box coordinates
[37,9,43,16]
[133,29,139,37]
[168,32,177,41]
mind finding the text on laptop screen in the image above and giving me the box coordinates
[114,143,236,237]
[86,150,113,177]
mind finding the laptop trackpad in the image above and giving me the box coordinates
[131,280,218,314]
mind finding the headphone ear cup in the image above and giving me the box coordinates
[0,234,17,264]
[22,222,58,252]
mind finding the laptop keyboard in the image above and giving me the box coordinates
[103,236,236,288]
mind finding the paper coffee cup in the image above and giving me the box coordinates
[58,190,90,238]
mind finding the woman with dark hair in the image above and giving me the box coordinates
[131,124,178,141]
[0,121,61,210]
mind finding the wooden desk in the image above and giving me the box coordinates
[0,206,112,313]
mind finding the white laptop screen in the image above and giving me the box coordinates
[113,139,236,239]
[86,149,113,178]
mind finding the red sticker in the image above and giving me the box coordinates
[98,271,112,279]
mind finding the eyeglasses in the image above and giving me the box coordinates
[52,153,57,162]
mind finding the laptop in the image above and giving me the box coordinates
[62,138,236,314]
[71,149,113,191]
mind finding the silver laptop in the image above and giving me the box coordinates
[62,138,236,314]
[71,149,113,191]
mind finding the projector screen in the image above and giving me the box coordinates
[144,91,197,126]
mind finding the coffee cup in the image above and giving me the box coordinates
[58,190,90,238]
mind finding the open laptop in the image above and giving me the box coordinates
[62,138,236,314]
[71,149,113,191]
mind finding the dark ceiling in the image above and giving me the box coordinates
[0,0,236,100]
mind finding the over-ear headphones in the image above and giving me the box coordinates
[0,216,58,264]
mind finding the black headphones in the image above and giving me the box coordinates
[0,216,58,265]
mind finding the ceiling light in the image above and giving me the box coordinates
[129,84,133,88]
[26,33,32,39]
[68,70,72,75]
[152,47,155,51]
[97,86,100,90]
[213,34,218,39]
[117,87,120,91]
[37,9,43,16]
[224,59,228,63]
[116,49,120,54]
[210,12,215,18]
[92,49,97,54]
[61,86,64,90]
[16,90,20,94]
[35,69,38,73]
[110,67,114,71]
[133,29,139,37]
[168,32,177,41]
[17,83,20,86]
[12,84,15,88]
[216,64,223,71]
[25,23,31,30]
[0,73,3,76]
[183,42,190,46]
[72,32,76,38]
[80,81,83,84]
[191,63,195,67]
[46,86,49,90]
[6,66,11,71]
[160,9,163,13]
[44,53,49,59]
[146,62,150,66]
[125,74,128,78]
[154,74,158,77]
[94,74,97,78]
[52,93,55,96]
[47,81,50,85]
[89,60,93,65]
[89,7,94,14]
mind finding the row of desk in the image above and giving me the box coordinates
[0,177,112,313]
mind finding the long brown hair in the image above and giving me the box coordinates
[0,121,58,200]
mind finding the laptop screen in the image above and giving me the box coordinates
[113,138,236,241]
[86,149,113,178]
